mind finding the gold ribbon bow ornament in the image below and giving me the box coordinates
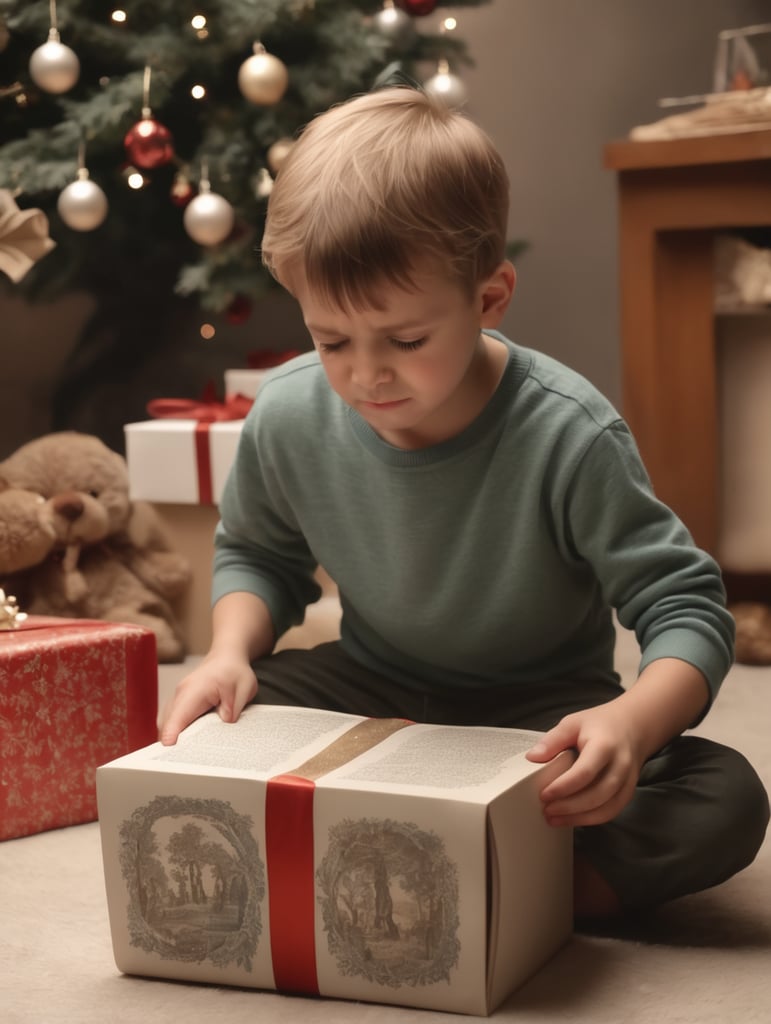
[0,189,56,283]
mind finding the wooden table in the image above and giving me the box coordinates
[604,129,771,556]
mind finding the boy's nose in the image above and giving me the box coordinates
[351,356,392,389]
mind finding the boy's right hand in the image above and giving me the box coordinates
[158,653,258,746]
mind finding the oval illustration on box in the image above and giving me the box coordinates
[118,795,264,969]
[317,817,460,988]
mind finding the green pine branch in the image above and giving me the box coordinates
[0,0,492,311]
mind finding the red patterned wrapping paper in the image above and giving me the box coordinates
[0,616,158,841]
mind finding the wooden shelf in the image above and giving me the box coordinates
[605,130,771,555]
[715,303,771,317]
[604,128,771,171]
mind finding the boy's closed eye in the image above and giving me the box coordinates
[318,337,427,354]
[391,336,426,351]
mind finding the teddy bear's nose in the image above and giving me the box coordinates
[53,496,84,522]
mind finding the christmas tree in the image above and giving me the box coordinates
[0,0,490,448]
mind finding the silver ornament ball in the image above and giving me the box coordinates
[29,39,80,94]
[57,178,108,231]
[183,191,235,246]
[372,4,415,46]
[238,51,289,106]
[424,67,468,109]
[266,137,295,175]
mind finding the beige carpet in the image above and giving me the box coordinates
[2,620,770,1024]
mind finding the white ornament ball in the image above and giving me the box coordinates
[424,68,468,109]
[372,5,415,46]
[29,39,80,94]
[266,137,295,175]
[238,51,289,106]
[183,191,235,246]
[57,178,108,231]
[254,168,274,199]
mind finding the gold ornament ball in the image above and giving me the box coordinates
[57,178,108,231]
[183,191,235,246]
[29,39,80,94]
[238,51,289,106]
[267,137,295,175]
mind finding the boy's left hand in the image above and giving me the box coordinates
[525,702,646,828]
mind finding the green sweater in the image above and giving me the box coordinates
[214,333,734,706]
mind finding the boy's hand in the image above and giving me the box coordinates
[525,658,710,828]
[525,702,646,828]
[158,654,258,746]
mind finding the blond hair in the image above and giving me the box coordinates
[261,87,509,308]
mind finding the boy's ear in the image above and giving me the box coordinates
[479,260,516,328]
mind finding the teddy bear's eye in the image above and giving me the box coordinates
[88,489,100,498]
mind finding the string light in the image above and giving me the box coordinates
[191,84,206,99]
[126,168,145,189]
[200,323,216,339]
[425,13,467,108]
[111,10,127,23]
[191,15,207,30]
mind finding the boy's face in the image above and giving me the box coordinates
[293,264,515,450]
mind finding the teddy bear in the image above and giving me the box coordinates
[730,602,771,666]
[0,486,56,576]
[0,431,192,662]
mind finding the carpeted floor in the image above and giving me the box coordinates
[2,621,770,1024]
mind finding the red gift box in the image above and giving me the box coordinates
[0,616,158,841]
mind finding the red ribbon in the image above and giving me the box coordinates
[265,774,320,995]
[145,393,252,505]
[145,393,253,422]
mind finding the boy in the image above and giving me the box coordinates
[160,87,769,918]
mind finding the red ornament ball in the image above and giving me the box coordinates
[398,0,437,15]
[124,118,175,170]
[225,295,253,325]
[170,175,195,208]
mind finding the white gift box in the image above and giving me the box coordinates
[124,419,244,506]
[98,706,573,1016]
[224,368,271,400]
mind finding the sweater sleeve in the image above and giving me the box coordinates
[211,401,321,638]
[560,420,734,712]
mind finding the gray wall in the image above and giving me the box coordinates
[1,0,768,455]
[461,0,769,403]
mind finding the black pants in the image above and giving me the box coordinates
[252,642,770,912]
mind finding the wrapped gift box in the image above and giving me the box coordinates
[225,349,304,399]
[124,418,245,653]
[1,617,158,841]
[98,706,573,1015]
[124,417,243,653]
[125,419,244,507]
[224,368,270,400]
